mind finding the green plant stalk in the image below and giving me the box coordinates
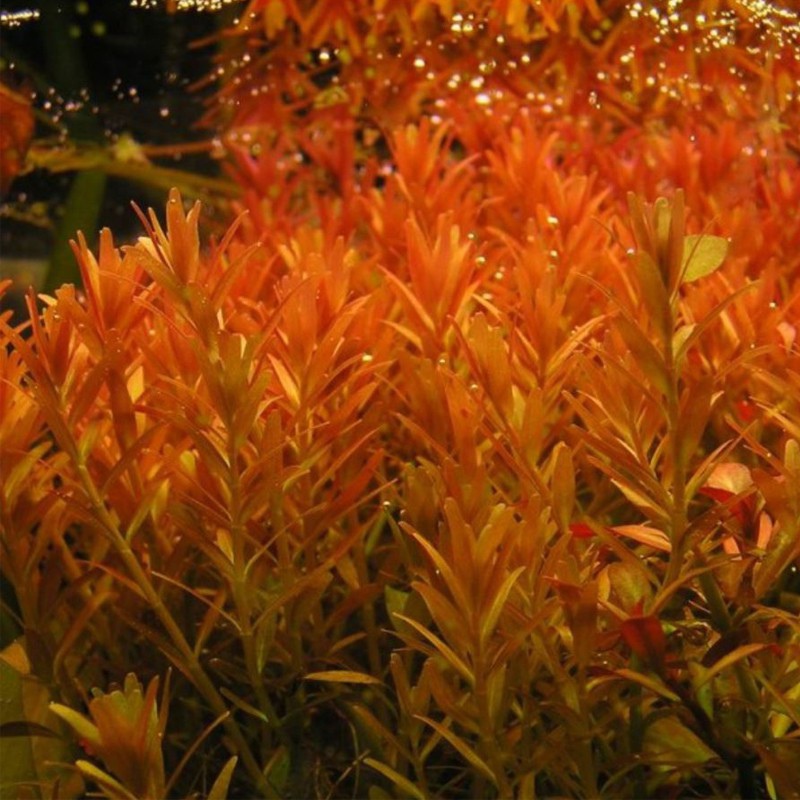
[71,458,276,798]
[573,689,599,799]
[629,678,646,798]
[353,529,383,684]
[227,446,284,755]
[652,243,764,786]
[45,169,107,292]
[662,300,765,794]
[474,647,511,798]
[664,342,688,590]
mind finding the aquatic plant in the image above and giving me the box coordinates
[1,1,799,799]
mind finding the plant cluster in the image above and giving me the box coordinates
[1,1,800,798]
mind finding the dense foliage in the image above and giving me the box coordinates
[1,1,800,798]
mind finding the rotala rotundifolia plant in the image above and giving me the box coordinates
[2,1,800,798]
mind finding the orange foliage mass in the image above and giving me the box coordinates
[2,2,800,798]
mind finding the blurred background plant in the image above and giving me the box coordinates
[0,0,238,304]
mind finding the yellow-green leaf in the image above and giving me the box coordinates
[208,756,238,800]
[75,760,138,800]
[643,717,716,764]
[414,715,497,784]
[681,235,728,283]
[304,670,382,685]
[48,703,100,746]
[695,643,771,688]
[364,758,426,800]
[612,668,680,701]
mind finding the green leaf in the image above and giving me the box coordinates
[634,251,672,342]
[614,316,671,396]
[219,687,269,722]
[75,760,138,800]
[48,703,100,746]
[480,567,525,648]
[384,586,410,632]
[414,715,497,785]
[643,717,716,764]
[0,656,40,789]
[695,643,771,688]
[611,668,680,701]
[393,614,474,685]
[364,758,426,800]
[304,670,382,685]
[681,234,728,283]
[208,756,238,800]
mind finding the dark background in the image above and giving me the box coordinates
[1,0,232,304]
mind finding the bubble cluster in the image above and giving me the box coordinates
[130,0,243,9]
[0,8,40,27]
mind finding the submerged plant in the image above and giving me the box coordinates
[1,2,799,799]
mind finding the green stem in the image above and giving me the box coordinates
[73,459,275,798]
[629,682,646,798]
[474,648,510,798]
[45,169,107,292]
[228,438,285,755]
[664,353,687,589]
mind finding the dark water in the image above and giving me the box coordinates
[1,0,232,305]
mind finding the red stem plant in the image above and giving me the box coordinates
[1,1,800,798]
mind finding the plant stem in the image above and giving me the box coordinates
[664,346,687,589]
[228,437,283,745]
[73,460,275,798]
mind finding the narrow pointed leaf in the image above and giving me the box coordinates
[364,758,426,800]
[208,756,238,800]
[304,671,382,685]
[414,715,497,784]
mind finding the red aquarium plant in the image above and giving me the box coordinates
[2,1,800,798]
[0,82,34,196]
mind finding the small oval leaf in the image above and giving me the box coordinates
[681,235,728,283]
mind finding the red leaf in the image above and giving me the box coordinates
[621,615,667,673]
[569,522,594,539]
